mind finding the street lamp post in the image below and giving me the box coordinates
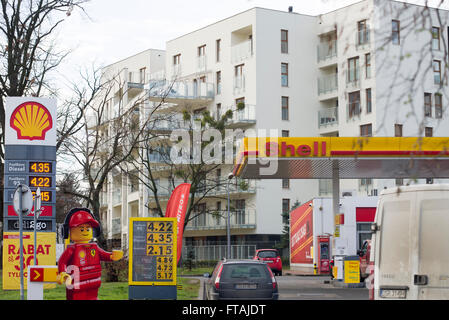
[226,173,234,259]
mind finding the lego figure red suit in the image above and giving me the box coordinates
[57,208,123,300]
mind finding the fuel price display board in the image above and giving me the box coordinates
[129,217,177,286]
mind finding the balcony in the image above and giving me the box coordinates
[231,40,253,64]
[318,107,338,128]
[347,101,361,120]
[317,40,337,66]
[356,29,370,50]
[146,79,214,108]
[317,73,338,101]
[112,217,121,235]
[112,188,122,206]
[185,209,256,232]
[224,104,256,128]
[127,71,150,90]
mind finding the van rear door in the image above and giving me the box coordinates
[377,194,415,299]
[417,196,449,299]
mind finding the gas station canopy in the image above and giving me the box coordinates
[233,137,449,179]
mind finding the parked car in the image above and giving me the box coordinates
[357,239,371,281]
[252,249,283,276]
[371,184,449,300]
[203,259,279,300]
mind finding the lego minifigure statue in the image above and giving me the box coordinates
[57,208,123,300]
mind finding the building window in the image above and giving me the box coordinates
[357,20,369,45]
[432,27,440,50]
[348,91,361,118]
[360,123,372,137]
[173,54,181,65]
[281,29,288,53]
[281,63,288,87]
[282,179,290,189]
[282,199,290,224]
[366,88,372,113]
[216,39,221,62]
[435,93,443,119]
[392,20,400,45]
[425,127,433,137]
[395,124,403,137]
[281,96,289,120]
[234,64,244,91]
[216,71,221,95]
[347,57,359,84]
[198,45,206,57]
[216,201,222,225]
[395,178,404,186]
[433,60,441,85]
[139,67,146,84]
[282,130,290,137]
[426,178,434,184]
[424,92,432,117]
[365,53,371,79]
[216,103,221,120]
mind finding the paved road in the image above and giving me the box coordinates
[277,275,368,300]
[195,275,369,300]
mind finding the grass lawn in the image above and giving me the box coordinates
[0,273,199,300]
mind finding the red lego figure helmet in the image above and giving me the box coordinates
[62,208,101,239]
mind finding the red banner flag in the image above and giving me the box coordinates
[165,183,191,264]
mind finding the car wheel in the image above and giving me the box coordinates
[279,270,282,276]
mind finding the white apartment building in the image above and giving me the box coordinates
[97,0,449,255]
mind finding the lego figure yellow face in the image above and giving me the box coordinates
[70,223,93,243]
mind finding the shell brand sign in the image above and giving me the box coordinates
[10,101,53,140]
[5,97,56,146]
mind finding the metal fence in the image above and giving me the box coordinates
[182,244,257,262]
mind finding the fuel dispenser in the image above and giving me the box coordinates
[317,235,330,274]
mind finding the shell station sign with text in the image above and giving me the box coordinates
[2,97,57,289]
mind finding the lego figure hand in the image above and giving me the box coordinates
[57,272,72,286]
[111,250,123,261]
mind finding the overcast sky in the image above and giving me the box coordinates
[54,0,449,87]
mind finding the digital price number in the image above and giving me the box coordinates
[29,161,52,173]
[29,176,52,188]
[146,221,175,281]
[32,190,52,202]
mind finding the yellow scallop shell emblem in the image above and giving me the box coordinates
[10,101,53,140]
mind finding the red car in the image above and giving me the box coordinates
[252,249,282,276]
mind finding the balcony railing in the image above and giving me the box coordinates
[317,40,337,62]
[112,217,121,235]
[318,73,338,95]
[146,80,214,101]
[112,188,122,205]
[231,40,253,64]
[318,107,338,127]
[226,104,256,125]
[185,209,256,231]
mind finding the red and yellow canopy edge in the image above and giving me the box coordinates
[233,137,449,177]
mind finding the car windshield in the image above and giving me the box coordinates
[221,264,269,280]
[258,251,277,258]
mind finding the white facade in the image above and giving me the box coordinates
[97,1,449,253]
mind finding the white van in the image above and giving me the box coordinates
[371,184,449,300]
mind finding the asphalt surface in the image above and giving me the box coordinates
[195,275,369,300]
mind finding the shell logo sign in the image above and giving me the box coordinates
[5,97,56,146]
[10,101,53,141]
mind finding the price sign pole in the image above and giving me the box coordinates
[34,188,42,266]
[13,184,33,300]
